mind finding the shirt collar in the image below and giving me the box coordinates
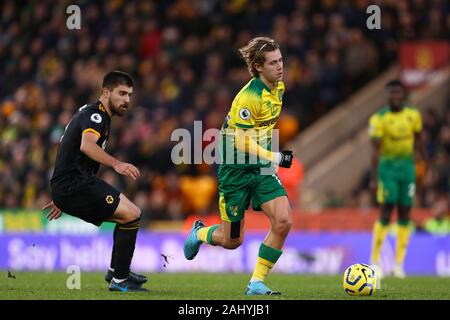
[254,76,274,93]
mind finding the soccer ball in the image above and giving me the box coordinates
[343,263,378,296]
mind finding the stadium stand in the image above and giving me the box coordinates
[0,0,449,230]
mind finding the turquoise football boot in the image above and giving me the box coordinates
[245,281,281,295]
[108,279,148,292]
[183,220,205,260]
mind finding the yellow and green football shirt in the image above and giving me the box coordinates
[220,77,285,168]
[369,105,422,205]
[368,105,422,160]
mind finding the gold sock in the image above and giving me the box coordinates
[370,220,389,264]
[196,225,220,244]
[396,223,410,266]
[250,243,282,282]
[251,257,274,282]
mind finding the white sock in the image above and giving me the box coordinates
[109,268,114,272]
[112,277,126,283]
[250,277,263,283]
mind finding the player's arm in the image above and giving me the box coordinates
[369,138,382,200]
[413,111,426,162]
[232,97,293,168]
[370,138,381,181]
[234,129,293,168]
[368,114,383,194]
[414,132,427,162]
[80,131,140,180]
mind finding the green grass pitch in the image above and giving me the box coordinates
[1,272,450,300]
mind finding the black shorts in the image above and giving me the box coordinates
[51,176,121,226]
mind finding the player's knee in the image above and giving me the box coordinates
[131,206,142,222]
[380,210,392,224]
[123,204,141,224]
[222,238,243,250]
[380,203,392,218]
[272,215,292,236]
[379,216,391,225]
[133,205,142,219]
[398,206,410,221]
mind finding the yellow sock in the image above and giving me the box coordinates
[251,257,274,282]
[396,222,410,266]
[370,220,389,264]
[196,225,220,244]
[251,243,282,282]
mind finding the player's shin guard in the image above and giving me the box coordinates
[197,224,220,245]
[113,216,141,280]
[250,243,282,282]
[370,220,389,265]
[396,220,410,266]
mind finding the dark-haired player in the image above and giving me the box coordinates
[44,71,148,292]
[369,79,424,278]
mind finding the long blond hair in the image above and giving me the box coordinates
[238,37,280,77]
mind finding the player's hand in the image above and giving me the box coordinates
[42,201,63,221]
[113,162,140,180]
[278,150,293,168]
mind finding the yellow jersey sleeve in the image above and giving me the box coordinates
[413,109,423,133]
[232,93,260,129]
[368,114,383,139]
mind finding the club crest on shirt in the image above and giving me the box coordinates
[267,101,278,116]
[229,205,238,216]
[106,195,114,204]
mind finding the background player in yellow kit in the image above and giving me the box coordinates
[369,79,425,278]
[183,37,294,295]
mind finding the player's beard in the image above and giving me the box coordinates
[389,98,403,111]
[109,98,128,117]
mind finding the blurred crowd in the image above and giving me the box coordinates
[1,0,449,224]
